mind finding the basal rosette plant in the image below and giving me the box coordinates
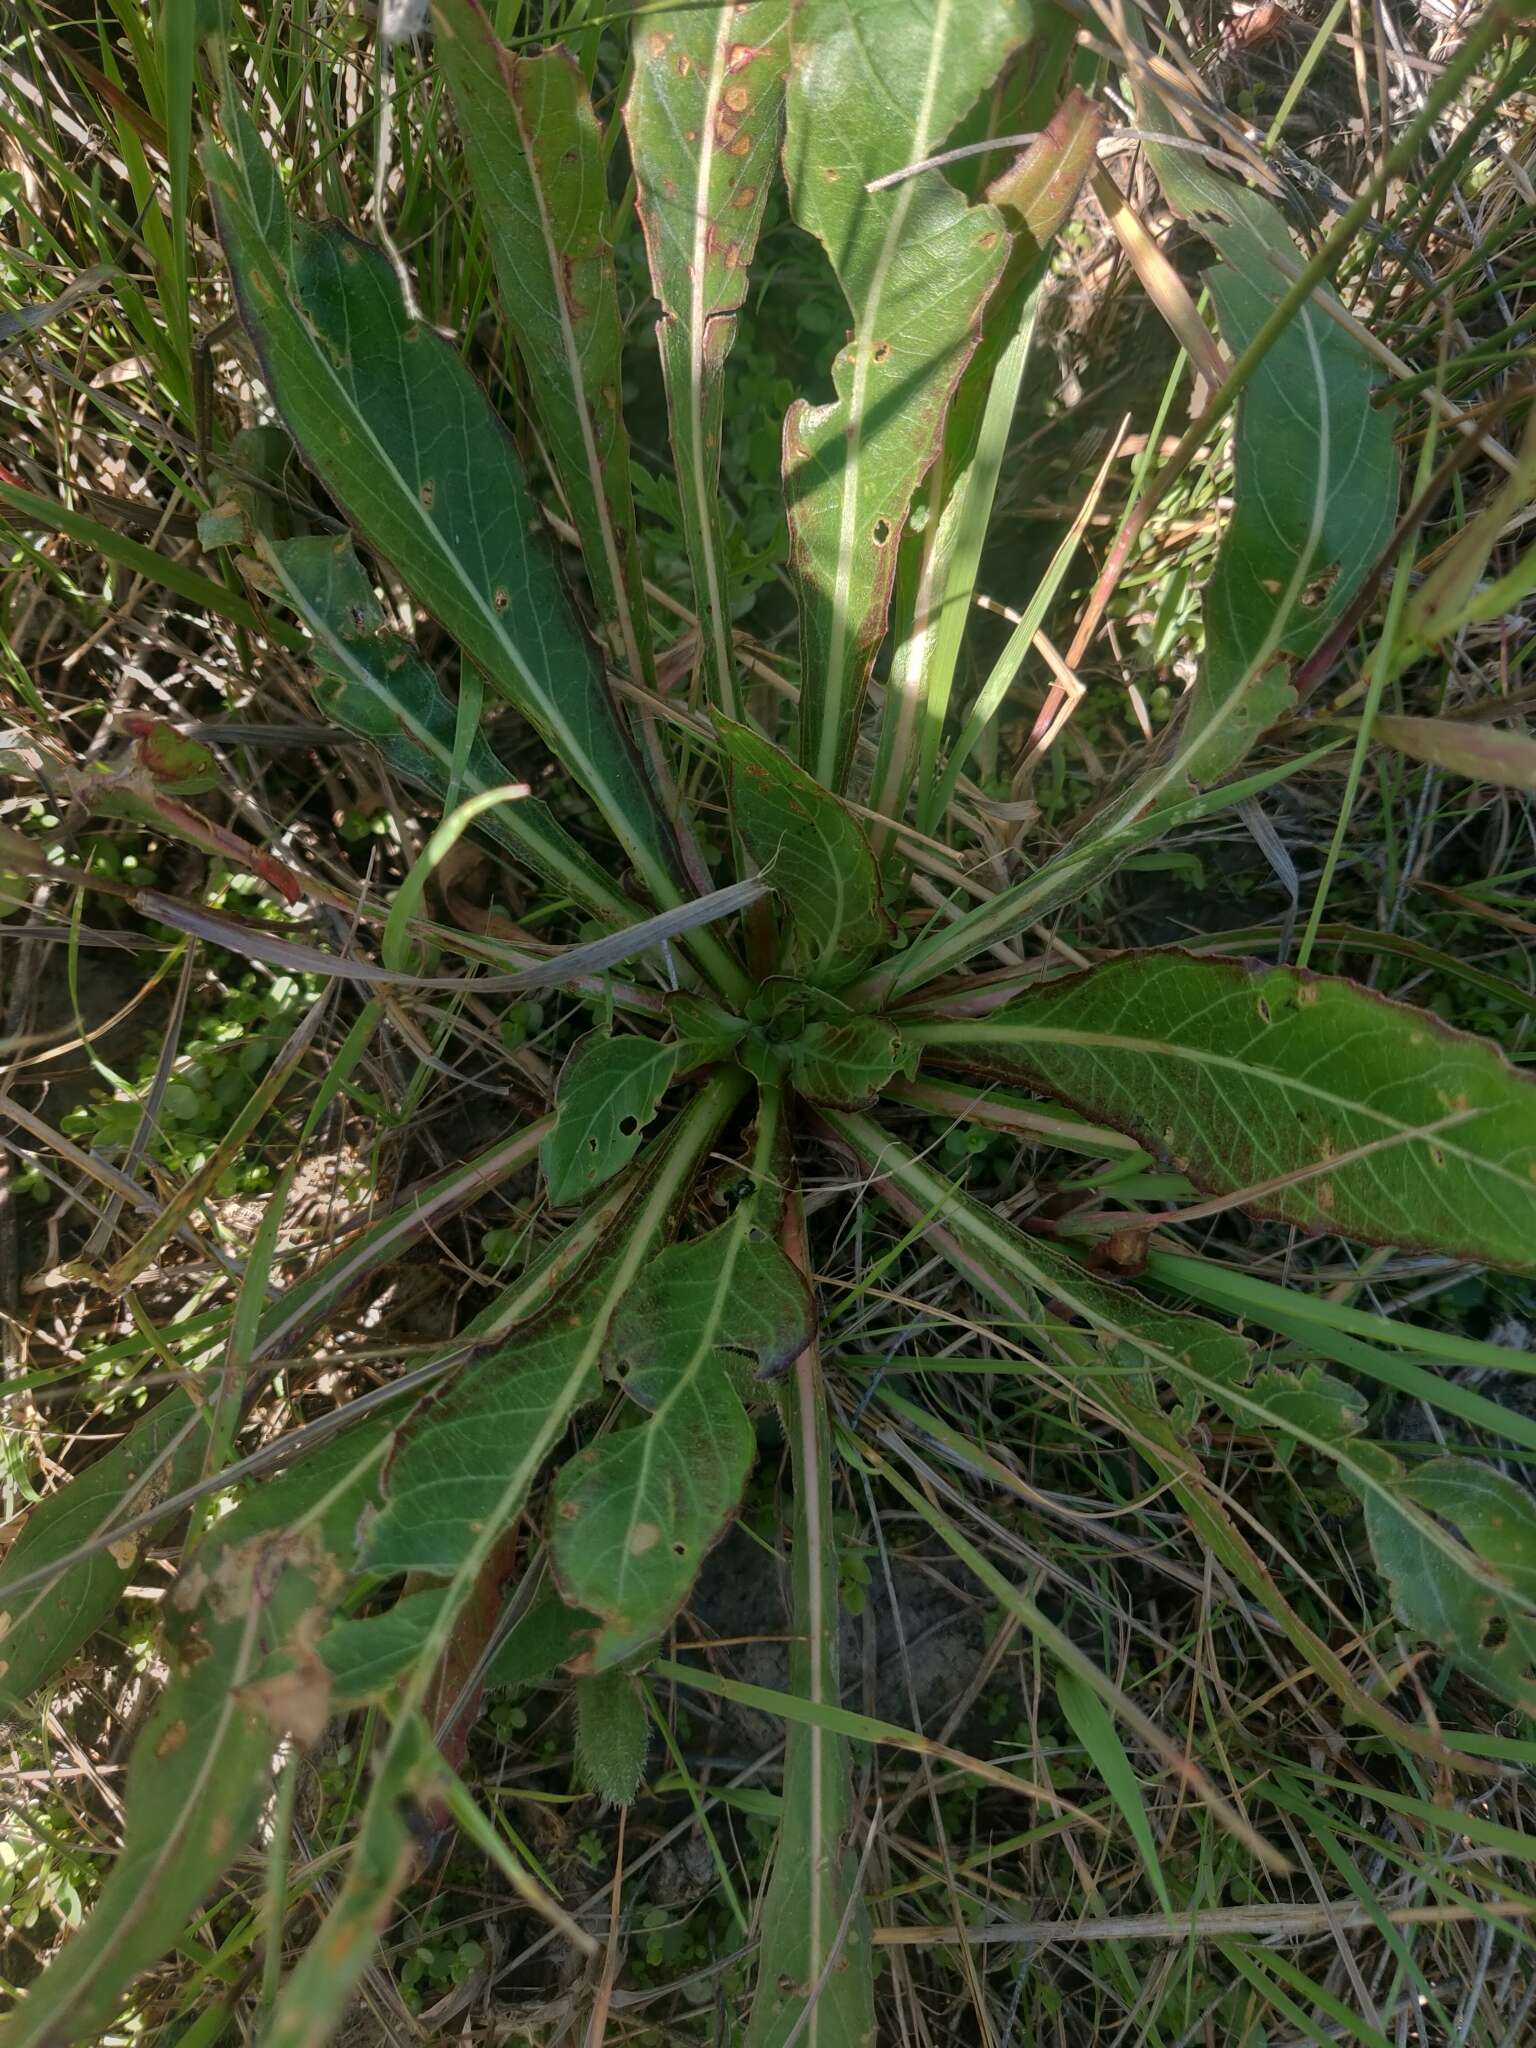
[4,3,1535,2043]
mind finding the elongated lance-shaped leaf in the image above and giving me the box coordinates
[365,1076,745,1581]
[747,1182,876,2048]
[714,712,888,984]
[1135,112,1397,787]
[550,1102,811,1669]
[907,952,1536,1274]
[202,93,681,903]
[879,88,1103,838]
[782,0,1028,793]
[430,0,654,690]
[626,0,788,719]
[3,1420,393,2048]
[828,1109,1525,1759]
[266,534,636,926]
[0,1122,551,1710]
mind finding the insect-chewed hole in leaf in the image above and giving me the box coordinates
[872,516,892,545]
[1303,563,1339,608]
[1483,1611,1510,1651]
[618,1115,639,1137]
[419,479,435,509]
[872,339,891,364]
[671,1540,687,1558]
[1430,1145,1447,1169]
[492,587,509,611]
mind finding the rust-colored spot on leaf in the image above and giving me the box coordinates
[156,1717,189,1760]
[724,84,750,113]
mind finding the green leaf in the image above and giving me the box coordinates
[910,953,1536,1272]
[0,1390,204,1715]
[4,1423,390,2048]
[575,1668,649,1806]
[626,1,788,718]
[549,1189,811,1669]
[366,1079,741,1582]
[783,0,1028,791]
[432,0,654,688]
[790,1014,908,1109]
[202,93,681,899]
[1365,1457,1536,1713]
[542,1032,679,1206]
[265,534,634,925]
[1141,125,1398,785]
[319,1589,450,1705]
[714,713,887,983]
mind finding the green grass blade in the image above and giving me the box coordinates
[431,0,655,688]
[908,952,1536,1272]
[626,0,788,719]
[783,0,1028,792]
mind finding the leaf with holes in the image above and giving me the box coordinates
[549,1191,811,1670]
[542,1032,680,1207]
[627,0,788,718]
[791,1014,909,1109]
[714,713,886,983]
[432,0,653,688]
[908,953,1536,1272]
[202,94,679,898]
[1365,1456,1536,1712]
[782,0,1029,791]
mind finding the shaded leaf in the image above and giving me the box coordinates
[627,1,788,717]
[202,94,680,896]
[714,712,886,983]
[542,1032,679,1206]
[549,1189,811,1670]
[432,0,653,686]
[575,1668,649,1806]
[791,1014,908,1109]
[910,952,1536,1272]
[1366,1456,1536,1712]
[782,0,1028,791]
[266,533,633,922]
